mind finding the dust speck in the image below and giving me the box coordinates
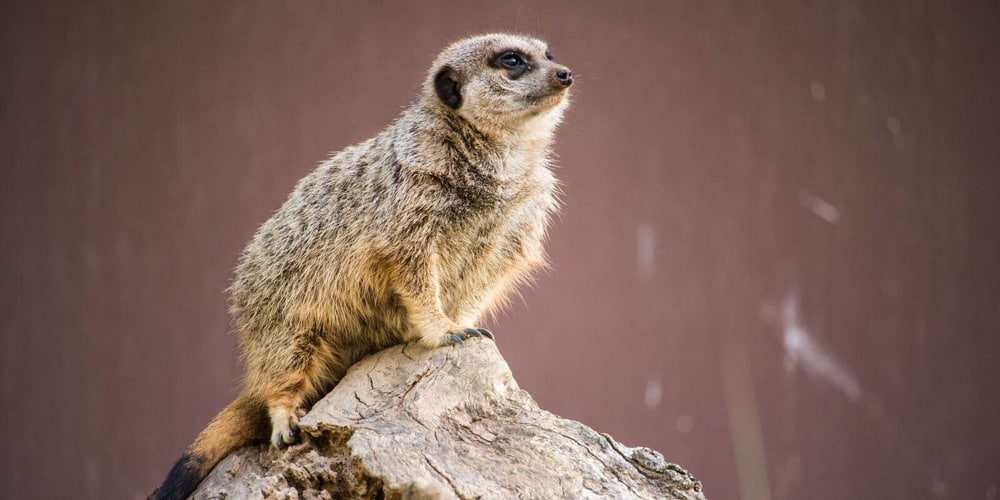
[810,81,826,102]
[644,375,662,408]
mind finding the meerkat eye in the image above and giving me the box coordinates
[490,51,531,79]
[499,52,524,69]
[545,49,555,61]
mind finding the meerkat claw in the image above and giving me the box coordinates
[462,327,485,338]
[271,425,300,447]
[446,327,492,346]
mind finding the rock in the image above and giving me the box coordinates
[191,339,706,499]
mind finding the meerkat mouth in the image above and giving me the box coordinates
[522,89,567,108]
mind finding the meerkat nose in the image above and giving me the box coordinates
[554,67,574,87]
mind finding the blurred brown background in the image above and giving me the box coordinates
[2,1,999,499]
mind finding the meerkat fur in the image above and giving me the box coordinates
[152,33,573,499]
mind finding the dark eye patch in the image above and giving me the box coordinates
[489,50,531,79]
[545,49,554,61]
[499,52,523,68]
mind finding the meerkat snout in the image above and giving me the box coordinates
[553,67,573,87]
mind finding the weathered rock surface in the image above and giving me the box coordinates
[192,339,706,499]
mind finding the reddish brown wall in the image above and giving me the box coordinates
[2,2,998,499]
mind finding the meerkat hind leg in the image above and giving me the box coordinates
[263,364,326,446]
[267,393,305,446]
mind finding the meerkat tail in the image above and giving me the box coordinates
[151,394,269,500]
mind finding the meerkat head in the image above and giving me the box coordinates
[425,33,573,139]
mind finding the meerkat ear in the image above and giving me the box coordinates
[434,65,462,110]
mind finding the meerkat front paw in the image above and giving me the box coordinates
[416,324,494,349]
[445,327,495,345]
[418,327,494,348]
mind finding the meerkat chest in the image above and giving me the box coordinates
[437,173,554,289]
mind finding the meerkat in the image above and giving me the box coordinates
[152,33,573,499]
